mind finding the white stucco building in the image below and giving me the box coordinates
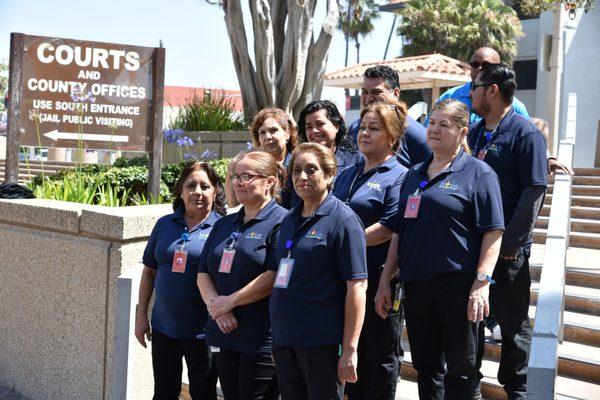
[514,6,600,167]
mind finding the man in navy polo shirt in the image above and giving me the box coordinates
[347,65,432,168]
[469,63,547,399]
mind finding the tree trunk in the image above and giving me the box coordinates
[356,38,360,64]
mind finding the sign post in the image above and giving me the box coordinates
[4,33,164,197]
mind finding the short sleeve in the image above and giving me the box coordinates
[379,171,406,230]
[266,224,282,272]
[198,221,220,274]
[335,214,368,280]
[516,130,548,189]
[142,222,160,269]
[471,170,506,233]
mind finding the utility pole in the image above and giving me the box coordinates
[547,3,565,155]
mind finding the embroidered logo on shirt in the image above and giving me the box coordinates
[199,232,210,240]
[439,180,459,190]
[245,231,263,240]
[305,229,323,240]
[488,143,503,152]
[366,181,382,191]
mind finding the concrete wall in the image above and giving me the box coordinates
[162,130,251,164]
[0,199,173,400]
[515,8,600,167]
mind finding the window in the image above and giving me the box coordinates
[513,60,538,90]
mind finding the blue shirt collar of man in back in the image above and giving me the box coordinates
[414,148,470,176]
[171,207,220,229]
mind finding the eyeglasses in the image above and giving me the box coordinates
[292,166,322,176]
[469,61,491,70]
[230,173,266,184]
[471,82,492,90]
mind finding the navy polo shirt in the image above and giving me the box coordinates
[198,199,287,354]
[142,209,220,339]
[394,150,505,282]
[349,116,432,168]
[468,108,547,249]
[333,157,408,272]
[269,193,368,346]
[280,147,361,210]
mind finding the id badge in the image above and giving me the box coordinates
[171,249,188,273]
[477,149,487,160]
[219,249,236,273]
[404,195,421,219]
[274,258,295,288]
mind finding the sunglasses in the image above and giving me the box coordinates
[469,61,491,70]
[471,82,492,90]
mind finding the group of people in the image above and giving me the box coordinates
[136,47,567,400]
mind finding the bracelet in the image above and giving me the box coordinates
[499,254,518,261]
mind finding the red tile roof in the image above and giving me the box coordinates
[164,86,244,112]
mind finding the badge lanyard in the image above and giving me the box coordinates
[475,131,494,161]
[218,232,240,274]
[274,214,318,289]
[344,167,378,205]
[404,180,428,219]
[392,281,404,312]
[172,233,190,273]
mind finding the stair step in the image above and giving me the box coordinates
[531,282,600,316]
[548,185,600,196]
[548,175,600,186]
[573,168,600,176]
[528,305,600,347]
[540,205,600,219]
[544,194,600,208]
[529,264,600,290]
[484,341,600,384]
[533,229,600,250]
[536,216,600,234]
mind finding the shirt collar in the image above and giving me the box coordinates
[172,208,220,229]
[234,198,279,224]
[355,155,398,173]
[414,148,469,176]
[290,191,337,219]
[475,106,516,136]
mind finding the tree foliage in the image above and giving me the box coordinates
[0,60,7,114]
[397,0,523,64]
[515,0,595,15]
[339,0,381,64]
[205,0,339,120]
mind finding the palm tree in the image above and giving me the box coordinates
[339,0,381,65]
[397,0,522,64]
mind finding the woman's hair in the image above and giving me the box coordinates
[249,108,298,154]
[289,142,337,186]
[297,100,356,152]
[360,101,407,151]
[172,161,227,215]
[430,99,471,155]
[238,151,287,203]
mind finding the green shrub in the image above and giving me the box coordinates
[170,91,245,131]
[113,155,149,168]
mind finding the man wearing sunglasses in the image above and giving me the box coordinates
[424,47,529,127]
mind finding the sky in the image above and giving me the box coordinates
[0,0,403,91]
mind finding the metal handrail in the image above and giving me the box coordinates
[526,93,577,399]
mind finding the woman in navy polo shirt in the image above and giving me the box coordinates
[197,151,287,400]
[270,142,368,400]
[333,101,408,400]
[375,99,505,399]
[137,161,226,400]
[281,100,361,209]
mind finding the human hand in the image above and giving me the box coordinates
[208,295,236,319]
[374,283,392,319]
[467,280,490,323]
[548,157,574,176]
[215,312,238,334]
[337,349,358,385]
[134,309,151,348]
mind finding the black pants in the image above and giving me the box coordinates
[403,271,480,400]
[346,271,402,400]
[272,344,344,400]
[484,254,532,399]
[151,329,218,400]
[214,348,278,400]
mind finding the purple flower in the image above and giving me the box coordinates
[246,141,253,150]
[163,129,184,143]
[70,88,96,103]
[176,136,194,147]
[201,149,217,159]
[183,152,198,160]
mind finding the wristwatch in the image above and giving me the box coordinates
[477,272,495,285]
